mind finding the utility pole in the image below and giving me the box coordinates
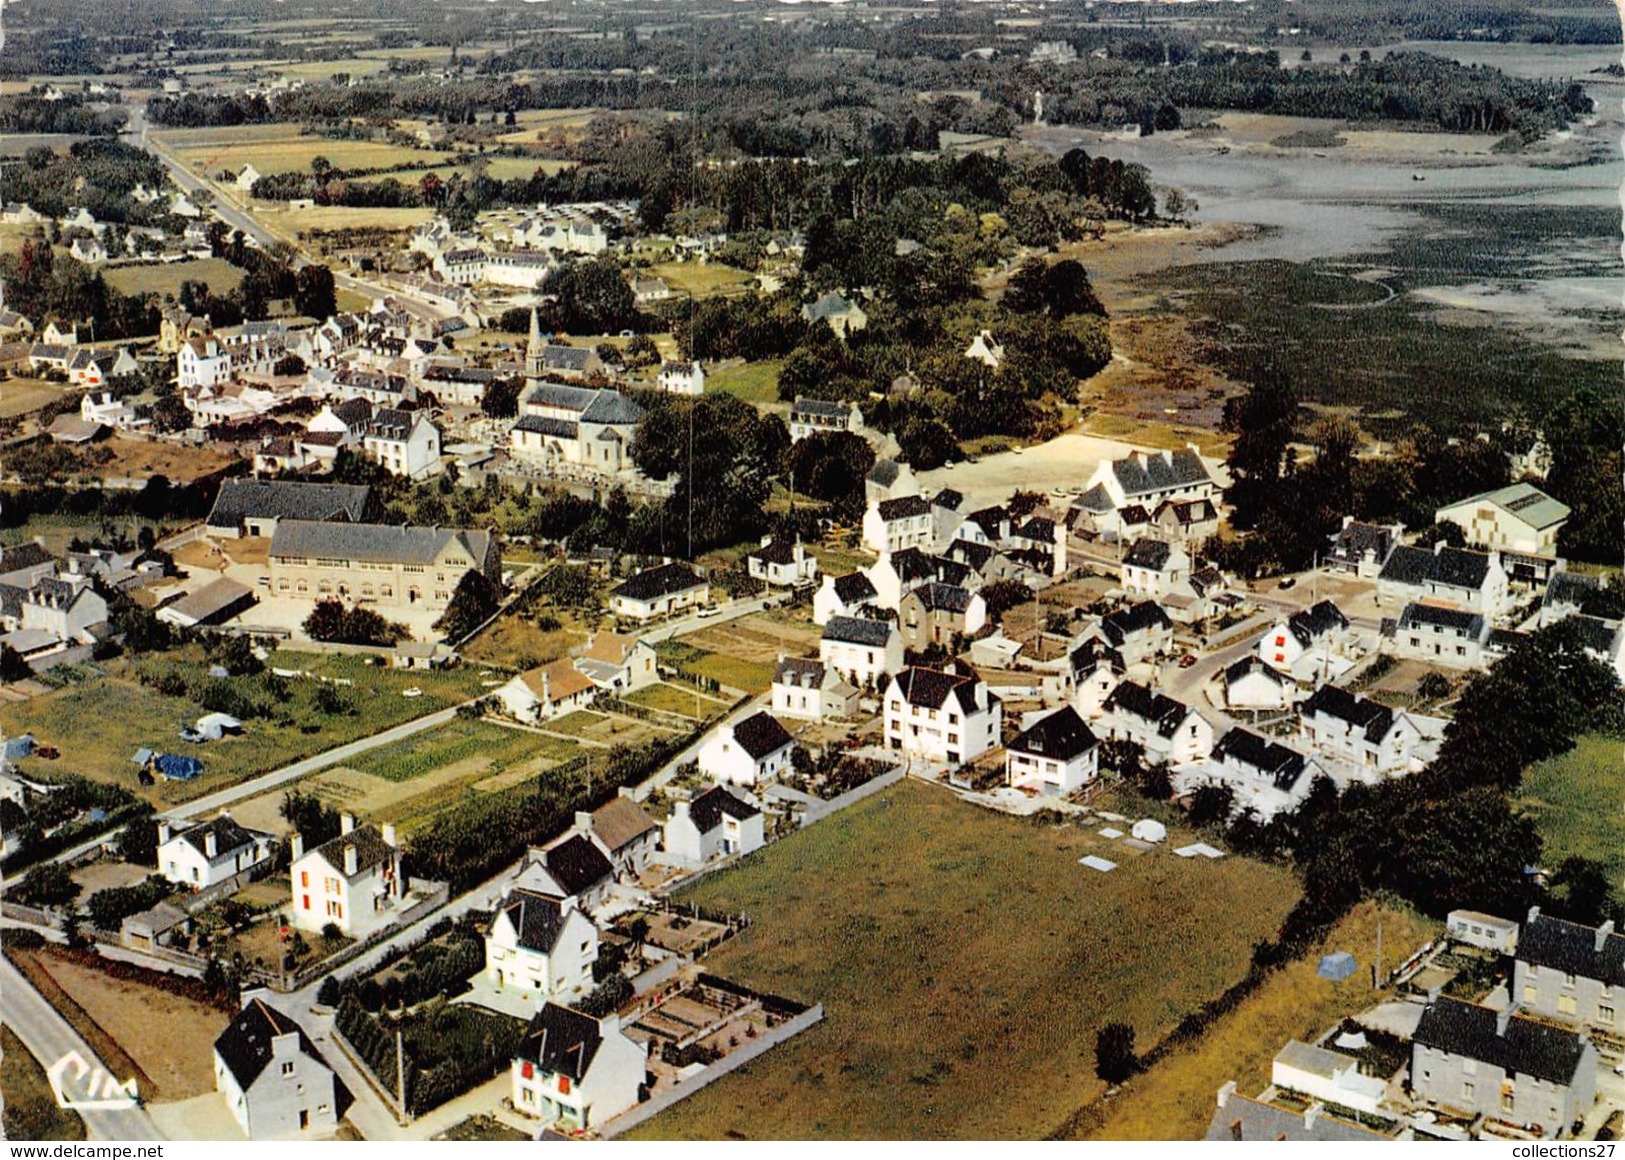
[1374,916,1383,990]
[395,1022,407,1123]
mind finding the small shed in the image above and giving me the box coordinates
[1130,818,1166,844]
[1317,951,1358,981]
[2,734,35,760]
[131,747,155,766]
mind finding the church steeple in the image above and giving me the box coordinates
[525,307,543,383]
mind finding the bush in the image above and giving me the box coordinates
[1094,1022,1138,1085]
[304,599,404,646]
[14,863,79,908]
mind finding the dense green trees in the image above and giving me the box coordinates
[435,570,500,642]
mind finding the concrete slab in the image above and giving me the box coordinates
[147,1092,249,1141]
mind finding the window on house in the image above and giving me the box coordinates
[1462,1082,1475,1100]
[1558,995,1578,1015]
[1598,1004,1615,1024]
[282,1062,295,1076]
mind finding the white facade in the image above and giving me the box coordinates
[510,1009,645,1133]
[484,891,598,999]
[288,821,404,939]
[158,818,273,890]
[696,716,795,787]
[662,790,765,868]
[862,498,935,555]
[819,621,905,687]
[657,361,705,396]
[179,336,232,391]
[884,670,1002,765]
[363,413,441,480]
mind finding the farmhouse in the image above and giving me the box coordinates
[510,1004,646,1132]
[1006,705,1098,795]
[608,563,709,621]
[884,666,1002,764]
[746,537,818,587]
[288,818,405,939]
[206,480,377,539]
[213,1000,340,1140]
[697,711,796,787]
[662,785,765,867]
[485,888,598,1000]
[268,521,499,617]
[788,396,864,442]
[158,815,275,890]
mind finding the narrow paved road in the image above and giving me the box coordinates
[0,956,165,1141]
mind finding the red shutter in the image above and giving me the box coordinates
[301,895,310,910]
[559,1075,571,1095]
[1274,635,1285,647]
[522,1062,534,1080]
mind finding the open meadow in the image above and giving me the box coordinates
[104,258,245,300]
[631,780,1300,1140]
[1521,733,1625,888]
[153,123,453,177]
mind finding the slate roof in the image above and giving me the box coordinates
[832,572,877,605]
[1109,448,1212,499]
[1544,572,1602,612]
[0,542,54,574]
[214,999,328,1091]
[687,784,760,831]
[208,481,375,531]
[590,796,656,853]
[1102,680,1192,738]
[890,667,988,714]
[878,495,931,521]
[790,397,850,419]
[1414,996,1589,1087]
[1155,498,1217,526]
[579,390,643,425]
[1287,600,1348,646]
[907,582,975,615]
[1379,546,1438,586]
[1205,1093,1392,1142]
[167,814,265,864]
[1100,601,1172,645]
[944,539,996,571]
[540,344,595,372]
[1396,603,1485,637]
[1069,637,1125,676]
[867,459,902,487]
[728,711,794,760]
[933,488,964,511]
[525,383,599,413]
[1518,912,1625,987]
[749,539,798,566]
[499,888,570,953]
[1441,483,1570,531]
[331,397,372,426]
[1213,727,1308,793]
[1123,538,1173,571]
[269,521,491,569]
[1072,483,1114,513]
[543,834,613,897]
[1300,685,1398,744]
[822,615,893,648]
[516,1003,605,1082]
[611,563,706,603]
[1010,706,1097,762]
[774,656,827,689]
[1225,655,1287,687]
[1329,520,1396,564]
[303,825,396,882]
[365,407,419,441]
[514,414,579,438]
[1380,545,1496,592]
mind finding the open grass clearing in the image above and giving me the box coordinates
[351,157,574,185]
[1521,733,1625,888]
[0,377,69,420]
[156,124,451,176]
[277,205,435,234]
[630,780,1299,1140]
[0,649,485,807]
[1077,899,1436,1140]
[654,640,776,696]
[1,1026,86,1141]
[460,613,586,670]
[622,681,729,719]
[104,258,245,300]
[706,360,782,406]
[641,260,757,299]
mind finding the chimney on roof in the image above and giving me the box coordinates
[290,833,304,861]
[1303,1103,1321,1131]
[341,813,355,835]
[343,844,358,877]
[1216,1080,1236,1109]
[381,823,396,848]
[1528,905,1542,925]
[204,830,217,859]
[1496,1008,1512,1037]
[1597,920,1615,952]
[672,800,691,821]
[618,785,637,801]
[574,811,593,834]
[157,819,171,845]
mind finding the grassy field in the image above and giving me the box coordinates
[643,261,757,299]
[654,640,776,696]
[105,258,244,299]
[349,717,545,783]
[1,1026,86,1141]
[0,650,486,806]
[707,361,782,406]
[622,681,728,719]
[0,377,69,420]
[352,158,574,185]
[1521,733,1625,887]
[460,613,585,670]
[632,781,1299,1140]
[279,205,434,234]
[1078,899,1437,1140]
[156,124,451,176]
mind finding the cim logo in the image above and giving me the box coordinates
[47,1050,139,1111]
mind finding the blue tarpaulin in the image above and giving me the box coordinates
[154,754,203,781]
[2,734,35,760]
[1318,952,1358,981]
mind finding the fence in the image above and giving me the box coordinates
[598,1003,824,1139]
[283,881,450,992]
[182,862,273,914]
[797,765,906,828]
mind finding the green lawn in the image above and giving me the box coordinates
[707,361,782,406]
[0,650,487,807]
[631,780,1300,1140]
[623,682,727,719]
[350,718,542,783]
[644,260,757,299]
[1521,733,1625,886]
[655,641,775,695]
[104,258,244,300]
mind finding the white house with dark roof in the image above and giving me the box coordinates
[206,480,376,539]
[510,1004,645,1132]
[1171,728,1324,821]
[1386,603,1491,670]
[746,537,818,587]
[772,656,858,721]
[698,710,795,786]
[1089,601,1174,665]
[663,785,764,867]
[288,816,404,938]
[813,571,879,626]
[865,458,918,505]
[863,494,935,555]
[788,396,863,442]
[1073,446,1219,538]
[1297,685,1421,775]
[517,835,616,914]
[159,815,274,889]
[1378,544,1509,616]
[1151,497,1220,543]
[484,887,597,999]
[214,999,340,1139]
[1070,640,1125,718]
[511,380,644,476]
[1327,517,1402,578]
[608,562,708,621]
[1513,908,1625,1036]
[362,408,441,480]
[1437,483,1570,557]
[820,614,904,687]
[1120,538,1189,600]
[1258,600,1356,682]
[1222,655,1294,712]
[884,666,1002,764]
[656,360,704,395]
[898,582,986,651]
[1006,705,1098,794]
[802,290,867,338]
[1410,995,1596,1137]
[1096,681,1213,766]
[1206,1083,1399,1142]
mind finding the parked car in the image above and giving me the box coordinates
[1277,577,1297,590]
[1178,654,1198,669]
